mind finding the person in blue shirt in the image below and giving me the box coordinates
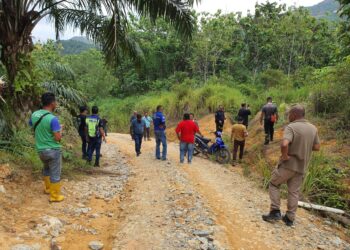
[142,111,153,141]
[153,105,167,160]
[131,114,146,156]
[86,106,106,167]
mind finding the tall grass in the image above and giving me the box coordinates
[302,152,348,210]
[97,83,244,132]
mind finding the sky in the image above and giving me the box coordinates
[32,0,324,41]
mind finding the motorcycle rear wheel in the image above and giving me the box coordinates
[216,148,231,164]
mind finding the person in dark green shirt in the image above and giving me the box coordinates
[30,92,64,202]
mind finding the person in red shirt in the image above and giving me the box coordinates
[175,113,202,164]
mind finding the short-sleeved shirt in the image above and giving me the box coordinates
[238,108,251,126]
[86,115,103,138]
[132,119,146,135]
[175,120,199,143]
[280,119,320,174]
[231,124,247,142]
[262,103,278,120]
[142,116,153,128]
[154,112,166,131]
[30,109,61,152]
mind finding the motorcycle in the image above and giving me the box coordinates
[193,132,231,164]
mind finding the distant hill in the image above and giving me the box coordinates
[306,0,340,21]
[58,36,96,55]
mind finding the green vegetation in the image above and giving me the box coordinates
[1,1,350,211]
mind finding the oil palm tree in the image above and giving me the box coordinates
[0,0,198,98]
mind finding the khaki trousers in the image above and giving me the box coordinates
[269,166,303,221]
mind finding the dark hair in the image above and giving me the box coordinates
[41,92,56,107]
[267,97,272,102]
[137,114,142,119]
[79,106,87,113]
[183,113,190,120]
[156,105,163,111]
[241,103,246,107]
[92,106,99,114]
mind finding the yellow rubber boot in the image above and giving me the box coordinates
[49,182,65,202]
[43,176,51,194]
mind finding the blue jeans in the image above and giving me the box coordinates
[180,142,194,163]
[134,134,143,154]
[88,137,102,165]
[155,130,167,160]
[39,149,62,183]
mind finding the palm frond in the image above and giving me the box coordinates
[38,61,76,81]
[42,80,86,106]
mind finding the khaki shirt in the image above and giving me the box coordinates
[280,119,320,174]
[231,124,247,142]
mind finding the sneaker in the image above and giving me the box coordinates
[262,210,282,222]
[94,164,100,168]
[188,161,192,164]
[156,157,161,160]
[162,158,167,161]
[282,215,294,227]
[137,153,140,157]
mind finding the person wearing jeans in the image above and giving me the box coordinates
[176,113,202,164]
[154,105,167,160]
[131,114,146,156]
[180,142,195,164]
[30,92,64,202]
[86,106,106,167]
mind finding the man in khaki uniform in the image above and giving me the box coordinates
[262,104,320,226]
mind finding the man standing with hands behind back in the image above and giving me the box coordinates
[262,104,320,226]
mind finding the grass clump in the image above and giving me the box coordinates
[302,152,348,210]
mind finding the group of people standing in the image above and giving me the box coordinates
[30,92,321,228]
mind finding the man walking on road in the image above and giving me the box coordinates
[154,105,167,160]
[262,105,320,226]
[215,105,226,132]
[77,106,88,159]
[132,114,146,156]
[142,111,153,141]
[30,92,64,202]
[130,111,137,140]
[86,106,106,167]
[238,103,251,128]
[260,97,278,145]
[176,113,202,164]
[230,117,248,166]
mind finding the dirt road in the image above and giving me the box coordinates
[1,133,349,249]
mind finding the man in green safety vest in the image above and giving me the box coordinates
[86,106,106,167]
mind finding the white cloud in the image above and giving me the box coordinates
[32,0,324,41]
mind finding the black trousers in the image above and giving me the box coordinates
[216,122,224,132]
[233,140,245,160]
[79,131,88,158]
[264,119,275,143]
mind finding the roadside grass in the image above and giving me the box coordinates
[0,128,91,180]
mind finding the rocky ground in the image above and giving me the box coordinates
[0,133,349,250]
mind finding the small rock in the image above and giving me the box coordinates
[11,244,41,250]
[193,230,213,237]
[89,241,104,250]
[0,185,6,193]
[332,236,342,246]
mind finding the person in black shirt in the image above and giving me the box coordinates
[238,103,252,128]
[260,97,278,145]
[77,106,88,159]
[215,105,226,132]
[101,118,108,137]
